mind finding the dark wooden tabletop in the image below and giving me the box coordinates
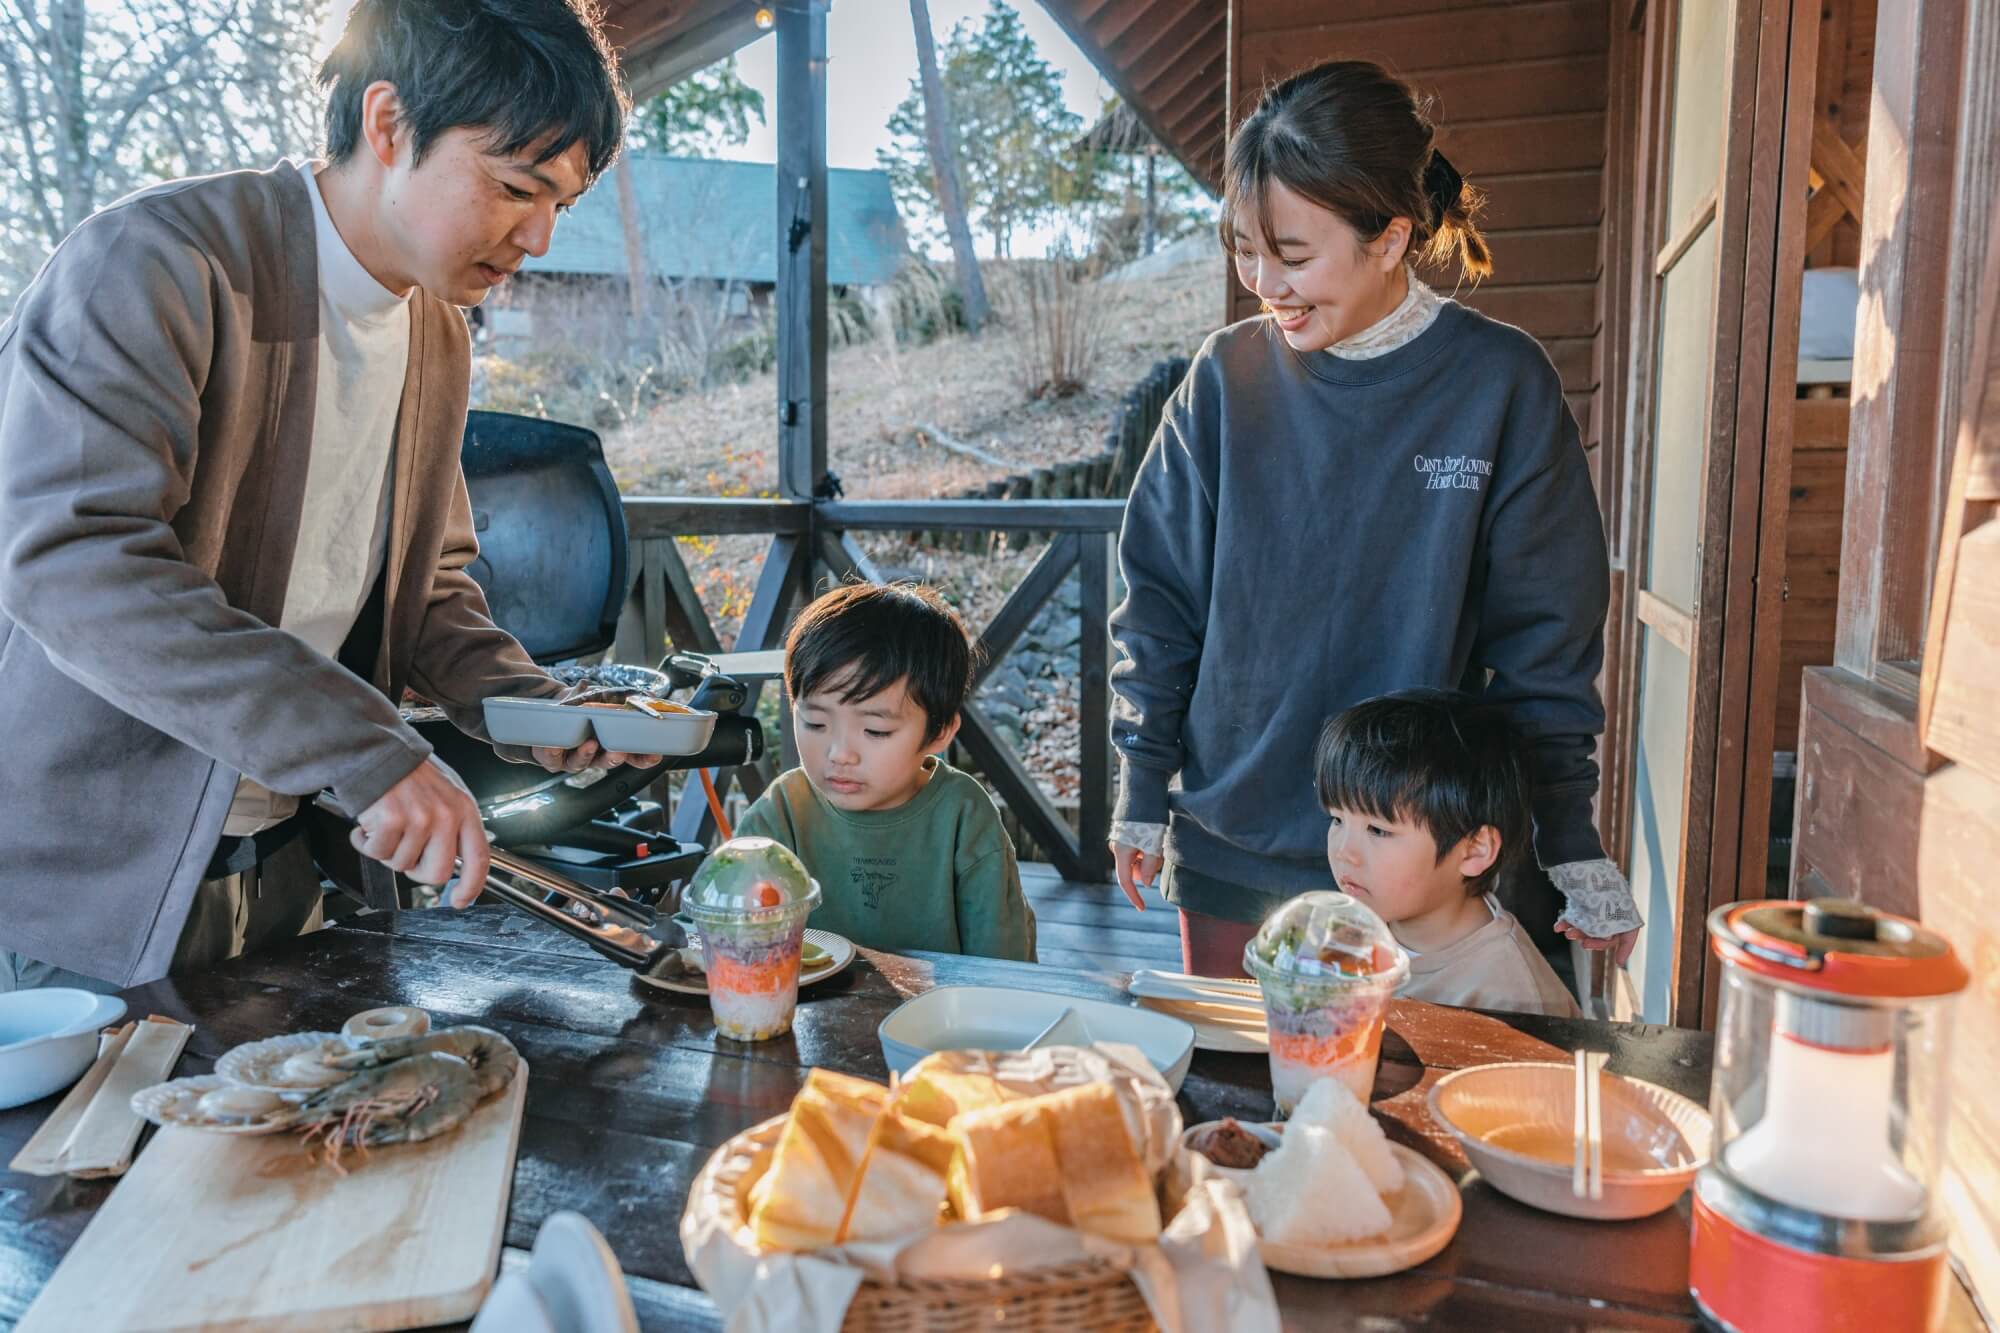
[0,907,1979,1331]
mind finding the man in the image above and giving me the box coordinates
[0,0,652,990]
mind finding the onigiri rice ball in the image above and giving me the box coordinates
[1291,1076,1404,1195]
[1245,1123,1393,1244]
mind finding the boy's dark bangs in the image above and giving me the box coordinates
[820,656,909,710]
[1313,728,1424,827]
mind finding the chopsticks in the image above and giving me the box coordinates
[1126,970,1263,1010]
[11,1016,193,1179]
[1572,1049,1606,1200]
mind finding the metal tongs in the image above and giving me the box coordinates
[481,855,700,980]
[314,794,698,981]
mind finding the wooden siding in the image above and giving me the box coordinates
[1809,0,1878,269]
[1777,398,1850,750]
[1797,0,2000,1308]
[1035,0,1230,190]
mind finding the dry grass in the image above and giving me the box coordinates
[597,250,1219,803]
[602,252,1217,501]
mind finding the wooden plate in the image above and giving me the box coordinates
[1186,1123,1462,1279]
[1135,994,1268,1053]
[633,929,854,996]
[1259,1143,1461,1279]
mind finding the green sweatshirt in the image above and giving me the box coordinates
[733,759,1037,963]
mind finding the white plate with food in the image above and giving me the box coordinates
[634,929,855,996]
[131,1075,299,1135]
[1183,1088,1462,1279]
[213,1031,356,1094]
[877,985,1197,1093]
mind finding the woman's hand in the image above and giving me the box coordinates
[1558,920,1640,967]
[1111,841,1162,912]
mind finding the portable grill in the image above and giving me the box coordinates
[361,410,764,911]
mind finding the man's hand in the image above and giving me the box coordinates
[528,739,664,773]
[352,757,490,909]
[1558,921,1641,967]
[1111,841,1163,913]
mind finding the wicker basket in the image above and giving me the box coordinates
[689,1114,1164,1333]
[838,1258,1156,1332]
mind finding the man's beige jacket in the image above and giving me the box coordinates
[0,163,554,984]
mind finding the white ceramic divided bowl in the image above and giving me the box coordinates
[877,985,1196,1092]
[0,989,128,1110]
[482,696,593,749]
[1428,1061,1713,1220]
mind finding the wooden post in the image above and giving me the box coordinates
[775,0,829,506]
[1005,474,1032,552]
[1078,531,1115,880]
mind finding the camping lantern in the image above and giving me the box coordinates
[1690,898,1969,1332]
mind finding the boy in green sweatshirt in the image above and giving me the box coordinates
[733,582,1037,962]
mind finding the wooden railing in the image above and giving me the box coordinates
[610,495,1124,882]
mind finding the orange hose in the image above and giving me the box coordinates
[699,768,733,840]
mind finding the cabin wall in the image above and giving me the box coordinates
[1794,0,2000,1306]
[1810,0,1878,269]
[1224,0,1610,453]
[1772,0,1876,752]
[1777,398,1848,751]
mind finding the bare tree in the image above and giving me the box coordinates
[0,0,328,306]
[907,0,989,333]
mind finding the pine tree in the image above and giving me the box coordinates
[903,0,990,332]
[880,0,1084,259]
[625,57,765,157]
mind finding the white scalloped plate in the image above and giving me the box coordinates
[130,1075,297,1134]
[632,929,853,996]
[214,1032,356,1093]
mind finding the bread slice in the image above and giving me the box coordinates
[896,1060,1016,1127]
[948,1097,1070,1225]
[749,1070,890,1250]
[838,1107,956,1243]
[1041,1083,1163,1245]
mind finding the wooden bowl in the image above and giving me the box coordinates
[1427,1062,1712,1220]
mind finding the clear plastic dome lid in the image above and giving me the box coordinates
[682,837,819,921]
[1244,891,1409,988]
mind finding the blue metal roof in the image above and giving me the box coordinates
[523,154,908,286]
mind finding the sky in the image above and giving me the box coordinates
[722,1,1117,257]
[308,0,1123,258]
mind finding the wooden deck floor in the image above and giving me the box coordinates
[1020,863,1181,973]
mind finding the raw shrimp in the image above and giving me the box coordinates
[328,1025,520,1098]
[291,1052,482,1173]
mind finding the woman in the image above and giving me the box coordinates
[1106,59,1642,977]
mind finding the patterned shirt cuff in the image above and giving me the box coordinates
[1110,821,1167,857]
[1548,858,1644,937]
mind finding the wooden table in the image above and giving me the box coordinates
[0,907,1979,1330]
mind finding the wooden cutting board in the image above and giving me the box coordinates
[18,1059,528,1332]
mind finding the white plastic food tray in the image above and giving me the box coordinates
[877,985,1196,1092]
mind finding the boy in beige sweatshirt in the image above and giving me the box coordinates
[1313,690,1578,1018]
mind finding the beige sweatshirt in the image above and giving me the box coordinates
[1397,895,1581,1018]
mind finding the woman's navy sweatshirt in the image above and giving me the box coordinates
[1108,301,1611,897]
